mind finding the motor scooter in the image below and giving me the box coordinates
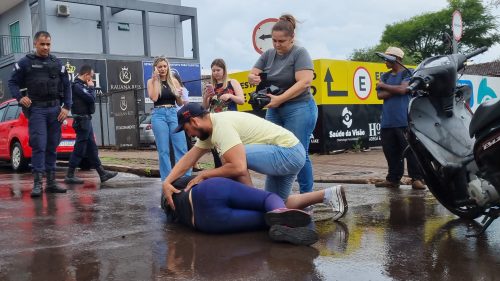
[376,48,500,236]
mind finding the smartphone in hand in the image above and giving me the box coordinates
[205,84,215,96]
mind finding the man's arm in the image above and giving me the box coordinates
[73,82,95,104]
[166,146,208,184]
[163,146,208,210]
[188,143,251,188]
[377,89,392,100]
[8,61,25,101]
[376,81,410,100]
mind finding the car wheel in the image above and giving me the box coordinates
[11,142,29,173]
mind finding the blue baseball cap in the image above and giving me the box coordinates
[174,103,208,133]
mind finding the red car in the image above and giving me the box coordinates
[0,99,77,172]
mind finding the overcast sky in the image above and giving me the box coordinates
[181,0,500,74]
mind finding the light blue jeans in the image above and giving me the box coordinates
[151,107,191,181]
[265,98,318,193]
[245,143,306,200]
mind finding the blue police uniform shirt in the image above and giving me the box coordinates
[379,70,412,128]
[71,77,96,115]
[7,53,72,109]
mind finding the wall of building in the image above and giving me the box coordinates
[44,0,185,57]
[0,1,32,37]
[45,1,103,54]
[459,74,500,111]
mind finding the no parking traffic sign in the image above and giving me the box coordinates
[353,67,372,100]
[452,10,463,42]
[252,18,278,54]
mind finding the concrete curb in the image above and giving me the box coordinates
[98,164,386,184]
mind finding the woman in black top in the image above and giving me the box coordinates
[147,56,191,181]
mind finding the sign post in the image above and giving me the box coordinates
[252,18,278,54]
[452,10,463,54]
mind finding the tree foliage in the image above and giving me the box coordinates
[349,43,418,64]
[350,0,499,62]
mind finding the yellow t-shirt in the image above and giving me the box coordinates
[195,111,299,156]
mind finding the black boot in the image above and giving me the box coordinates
[96,166,118,183]
[64,167,84,184]
[30,172,44,198]
[45,171,67,193]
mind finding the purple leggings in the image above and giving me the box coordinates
[191,177,285,233]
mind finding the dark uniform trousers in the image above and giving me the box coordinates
[28,105,62,173]
[68,116,101,168]
[381,127,423,183]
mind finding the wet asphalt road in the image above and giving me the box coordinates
[0,167,499,281]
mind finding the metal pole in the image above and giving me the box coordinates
[453,39,458,54]
[142,10,151,57]
[134,90,140,149]
[99,94,105,147]
[100,5,110,54]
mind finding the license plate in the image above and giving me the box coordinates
[59,140,75,147]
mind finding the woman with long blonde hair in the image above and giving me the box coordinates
[147,56,191,180]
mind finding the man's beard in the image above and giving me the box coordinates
[196,128,210,141]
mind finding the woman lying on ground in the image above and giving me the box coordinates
[161,177,348,246]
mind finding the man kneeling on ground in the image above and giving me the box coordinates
[162,103,347,221]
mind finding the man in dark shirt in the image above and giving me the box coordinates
[375,46,425,190]
[64,65,117,184]
[8,31,71,197]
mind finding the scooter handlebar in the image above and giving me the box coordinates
[465,46,488,60]
[407,79,422,93]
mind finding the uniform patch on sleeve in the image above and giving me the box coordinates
[14,63,20,71]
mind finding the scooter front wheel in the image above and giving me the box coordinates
[410,138,483,220]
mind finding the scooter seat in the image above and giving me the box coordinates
[469,98,500,137]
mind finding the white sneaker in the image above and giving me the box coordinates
[302,205,314,216]
[326,185,348,221]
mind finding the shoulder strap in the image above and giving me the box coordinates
[48,54,58,62]
[26,53,36,60]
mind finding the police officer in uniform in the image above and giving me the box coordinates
[8,31,71,197]
[64,64,117,184]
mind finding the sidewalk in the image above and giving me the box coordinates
[98,147,415,184]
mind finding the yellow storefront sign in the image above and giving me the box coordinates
[229,59,413,110]
[228,70,255,111]
[312,59,389,105]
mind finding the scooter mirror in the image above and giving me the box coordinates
[375,52,397,63]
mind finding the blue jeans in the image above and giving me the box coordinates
[192,178,285,233]
[28,106,62,173]
[245,143,305,200]
[151,107,190,181]
[266,98,318,193]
